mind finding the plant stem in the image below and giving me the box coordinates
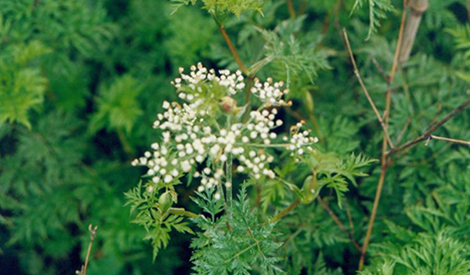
[78,224,98,275]
[358,1,409,269]
[358,153,387,270]
[226,153,233,208]
[388,98,470,156]
[343,29,395,149]
[243,76,255,122]
[286,0,296,19]
[168,208,199,218]
[270,200,300,224]
[371,57,389,82]
[225,240,260,263]
[344,198,356,239]
[317,196,361,251]
[217,25,249,76]
[212,15,253,119]
[428,135,470,146]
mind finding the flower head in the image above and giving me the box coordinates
[133,63,318,190]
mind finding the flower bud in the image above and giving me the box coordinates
[219,96,238,114]
[159,191,173,214]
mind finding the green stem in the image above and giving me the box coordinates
[226,153,233,208]
[168,208,199,218]
[270,200,300,224]
[224,240,260,263]
[243,76,255,122]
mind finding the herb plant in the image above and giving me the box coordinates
[1,0,470,274]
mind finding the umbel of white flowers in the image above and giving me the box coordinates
[132,63,318,194]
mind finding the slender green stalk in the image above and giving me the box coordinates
[226,153,233,208]
[168,208,199,218]
[270,200,300,223]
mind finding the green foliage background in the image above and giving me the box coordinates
[1,0,470,274]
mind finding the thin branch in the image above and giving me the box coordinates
[317,196,346,232]
[428,135,470,146]
[225,240,260,263]
[217,25,249,75]
[77,224,98,275]
[431,101,443,126]
[399,65,415,116]
[359,0,409,270]
[284,106,306,122]
[213,16,254,120]
[317,196,361,251]
[286,0,296,19]
[344,197,356,238]
[298,0,307,16]
[388,98,470,156]
[358,161,387,270]
[371,57,389,82]
[396,118,411,144]
[343,29,395,149]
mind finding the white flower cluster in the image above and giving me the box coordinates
[172,63,245,96]
[250,77,290,105]
[132,63,318,193]
[286,122,319,158]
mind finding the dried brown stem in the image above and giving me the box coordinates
[358,153,387,270]
[388,98,470,156]
[343,29,395,149]
[359,1,409,270]
[214,18,254,118]
[77,224,98,275]
[218,26,249,76]
[298,0,307,16]
[428,135,470,146]
[286,0,296,19]
[371,57,389,82]
[317,196,361,251]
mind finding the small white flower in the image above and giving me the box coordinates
[220,154,227,162]
[162,101,170,109]
[164,175,173,183]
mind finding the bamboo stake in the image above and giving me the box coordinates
[399,0,429,63]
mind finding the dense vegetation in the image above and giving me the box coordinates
[1,0,470,274]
